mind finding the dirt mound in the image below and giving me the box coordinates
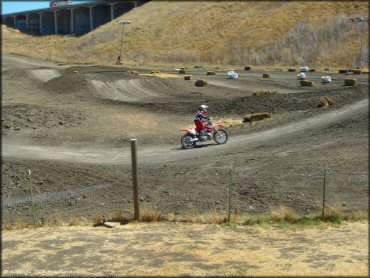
[1,69,28,79]
[43,75,92,95]
[2,104,86,131]
[29,69,61,82]
[90,78,159,102]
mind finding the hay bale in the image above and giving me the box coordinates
[218,119,244,128]
[324,96,335,106]
[344,78,356,86]
[288,68,296,72]
[244,66,252,70]
[317,98,329,108]
[262,73,270,78]
[352,69,362,74]
[206,71,215,75]
[184,75,192,80]
[318,96,335,108]
[338,69,348,74]
[300,80,314,86]
[195,79,207,87]
[243,113,271,123]
[178,69,186,74]
[253,90,277,96]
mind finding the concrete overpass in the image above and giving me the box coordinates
[2,0,147,36]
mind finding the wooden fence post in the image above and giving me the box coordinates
[227,168,233,223]
[131,139,140,221]
[321,164,327,219]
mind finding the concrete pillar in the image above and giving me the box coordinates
[70,8,74,34]
[26,14,29,30]
[110,4,114,21]
[54,11,58,34]
[89,7,93,31]
[39,13,43,34]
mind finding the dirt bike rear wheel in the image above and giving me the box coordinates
[213,128,228,144]
[181,134,196,149]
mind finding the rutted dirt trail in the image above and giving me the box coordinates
[2,99,368,165]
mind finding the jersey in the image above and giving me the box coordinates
[194,111,207,121]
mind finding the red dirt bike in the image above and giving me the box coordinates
[180,118,229,149]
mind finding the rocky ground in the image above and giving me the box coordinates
[2,54,368,224]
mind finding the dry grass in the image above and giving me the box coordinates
[3,221,368,276]
[140,206,163,222]
[269,204,298,222]
[2,1,368,68]
[93,211,129,226]
[2,213,92,230]
[3,205,368,231]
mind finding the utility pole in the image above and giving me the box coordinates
[116,20,131,65]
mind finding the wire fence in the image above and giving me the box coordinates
[2,164,368,226]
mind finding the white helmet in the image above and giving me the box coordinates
[199,104,208,112]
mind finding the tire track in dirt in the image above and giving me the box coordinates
[3,99,367,165]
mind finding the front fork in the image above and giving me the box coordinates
[213,126,221,137]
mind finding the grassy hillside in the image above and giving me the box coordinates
[2,1,368,68]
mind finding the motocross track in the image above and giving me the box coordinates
[2,54,369,223]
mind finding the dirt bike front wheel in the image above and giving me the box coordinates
[181,134,196,149]
[213,128,228,144]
